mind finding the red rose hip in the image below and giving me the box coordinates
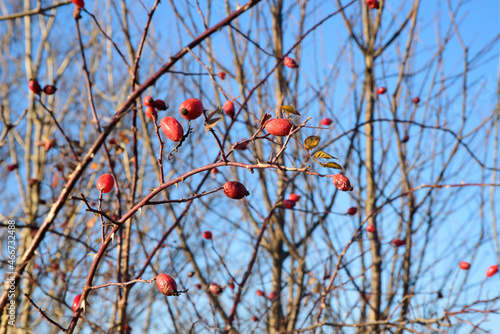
[223,100,235,117]
[412,97,420,104]
[28,79,42,95]
[209,282,223,295]
[265,118,293,137]
[288,193,301,202]
[143,96,154,107]
[145,106,157,121]
[179,98,204,120]
[321,118,333,126]
[366,225,376,233]
[346,207,357,216]
[332,174,352,191]
[256,289,264,297]
[223,181,250,199]
[43,85,57,95]
[156,273,179,296]
[72,294,82,312]
[283,199,296,209]
[392,239,406,247]
[284,57,298,68]
[154,99,167,111]
[459,262,470,270]
[202,231,212,240]
[377,87,387,95]
[486,265,498,277]
[96,174,114,193]
[160,117,184,142]
[72,0,85,8]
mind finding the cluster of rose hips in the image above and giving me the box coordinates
[28,79,57,96]
[283,193,301,209]
[458,262,498,277]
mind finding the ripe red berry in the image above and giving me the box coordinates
[6,164,18,173]
[223,181,250,199]
[145,106,157,121]
[209,282,223,295]
[486,265,498,277]
[284,57,298,68]
[217,72,226,80]
[377,87,387,95]
[332,174,352,191]
[143,96,154,107]
[160,117,184,142]
[28,79,42,95]
[195,283,202,290]
[154,99,167,111]
[51,263,59,271]
[283,199,296,209]
[211,168,220,177]
[269,291,277,300]
[412,97,420,104]
[252,315,259,322]
[43,85,57,95]
[392,239,406,247]
[321,118,333,126]
[346,207,357,216]
[96,174,114,193]
[459,262,470,270]
[124,324,132,334]
[265,118,293,137]
[228,282,235,289]
[72,294,82,312]
[202,231,212,240]
[366,0,379,9]
[223,100,235,117]
[366,225,376,233]
[179,98,204,120]
[402,135,410,143]
[72,0,85,8]
[288,193,301,202]
[156,273,178,296]
[256,289,264,297]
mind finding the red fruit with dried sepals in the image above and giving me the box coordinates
[209,282,223,295]
[366,225,376,233]
[160,117,184,142]
[412,97,420,104]
[179,98,204,120]
[72,0,85,8]
[154,99,167,111]
[252,315,258,322]
[72,294,82,312]
[459,262,470,270]
[28,79,42,95]
[486,265,498,277]
[156,273,179,296]
[321,118,333,126]
[96,174,114,193]
[143,96,154,107]
[202,231,212,240]
[256,289,264,297]
[223,181,250,199]
[265,118,293,137]
[284,57,298,68]
[283,199,296,209]
[377,87,387,95]
[392,239,406,247]
[43,85,57,95]
[269,291,277,300]
[332,174,352,191]
[288,193,301,202]
[145,106,157,121]
[347,207,357,216]
[223,100,235,117]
